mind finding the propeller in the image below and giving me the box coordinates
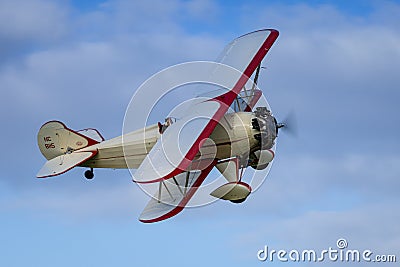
[276,111,297,137]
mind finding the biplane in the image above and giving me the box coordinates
[37,29,283,223]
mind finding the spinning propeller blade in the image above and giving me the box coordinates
[277,111,298,136]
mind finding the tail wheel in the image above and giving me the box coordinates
[84,168,94,179]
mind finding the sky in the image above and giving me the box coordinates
[0,0,399,266]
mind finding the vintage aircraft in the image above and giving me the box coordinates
[37,29,282,223]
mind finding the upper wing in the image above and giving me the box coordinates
[133,29,279,184]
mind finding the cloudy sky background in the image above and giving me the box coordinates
[0,0,399,266]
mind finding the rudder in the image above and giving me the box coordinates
[37,121,100,160]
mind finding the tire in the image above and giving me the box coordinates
[84,170,94,179]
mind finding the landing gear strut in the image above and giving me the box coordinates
[84,168,94,179]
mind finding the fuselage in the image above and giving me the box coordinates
[80,112,261,169]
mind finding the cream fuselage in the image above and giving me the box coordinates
[80,112,260,169]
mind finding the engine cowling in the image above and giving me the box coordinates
[248,107,278,170]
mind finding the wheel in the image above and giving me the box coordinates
[230,198,247,204]
[84,169,94,179]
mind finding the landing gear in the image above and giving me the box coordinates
[84,168,94,179]
[230,197,247,204]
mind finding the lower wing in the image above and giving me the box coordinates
[139,160,216,223]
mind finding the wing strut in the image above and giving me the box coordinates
[139,161,217,223]
[172,176,184,196]
[251,64,261,93]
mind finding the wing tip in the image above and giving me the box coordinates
[139,206,185,223]
[237,28,279,40]
[36,150,97,179]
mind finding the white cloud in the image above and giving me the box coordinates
[1,173,148,222]
[0,3,399,257]
[0,0,69,66]
[0,0,68,41]
[183,0,219,20]
[230,200,400,264]
[243,4,400,159]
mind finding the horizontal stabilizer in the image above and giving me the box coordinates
[37,151,97,178]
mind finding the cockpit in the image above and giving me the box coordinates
[158,117,175,134]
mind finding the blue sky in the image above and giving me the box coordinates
[0,0,399,266]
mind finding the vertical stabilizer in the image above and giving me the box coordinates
[37,121,100,160]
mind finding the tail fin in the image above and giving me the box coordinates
[37,121,101,160]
